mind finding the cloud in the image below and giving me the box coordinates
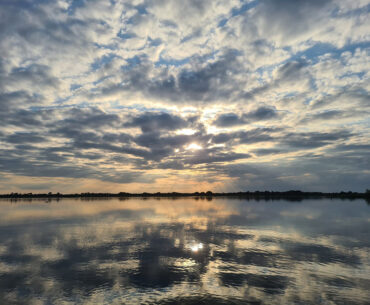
[185,151,251,165]
[0,0,368,191]
[213,106,279,127]
[0,91,42,113]
[211,128,280,145]
[5,64,60,89]
[5,132,47,144]
[281,130,353,149]
[299,110,343,123]
[91,49,244,104]
[256,0,333,42]
[241,60,313,100]
[275,60,307,83]
[124,112,189,132]
[60,107,120,129]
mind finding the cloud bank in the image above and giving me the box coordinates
[0,0,369,192]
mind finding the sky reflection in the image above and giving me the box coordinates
[0,198,369,304]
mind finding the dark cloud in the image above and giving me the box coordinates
[247,130,355,156]
[282,130,352,149]
[185,151,251,165]
[311,88,370,109]
[0,107,172,181]
[156,160,185,170]
[60,107,120,129]
[257,0,333,39]
[5,132,47,144]
[7,64,59,88]
[212,128,278,144]
[0,0,93,53]
[176,52,238,101]
[0,99,362,190]
[0,91,42,112]
[101,132,133,144]
[0,153,148,184]
[134,132,189,148]
[333,143,370,152]
[95,49,243,104]
[213,145,370,191]
[213,107,278,127]
[275,60,307,83]
[213,113,242,127]
[211,132,235,144]
[241,60,312,100]
[238,130,275,144]
[124,112,188,132]
[0,108,45,127]
[299,110,343,123]
[245,106,278,120]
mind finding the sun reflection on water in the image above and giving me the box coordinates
[0,198,369,305]
[189,242,203,252]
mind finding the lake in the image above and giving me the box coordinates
[0,198,369,304]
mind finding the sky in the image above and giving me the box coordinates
[0,0,369,193]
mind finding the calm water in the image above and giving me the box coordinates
[0,198,369,305]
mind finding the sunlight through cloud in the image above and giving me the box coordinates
[0,0,368,192]
[176,128,197,135]
[185,143,203,151]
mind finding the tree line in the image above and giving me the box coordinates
[1,190,369,201]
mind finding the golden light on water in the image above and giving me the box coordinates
[0,198,369,304]
[189,242,203,252]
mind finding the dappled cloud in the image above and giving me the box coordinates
[0,0,369,192]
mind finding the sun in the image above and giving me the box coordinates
[176,128,197,135]
[186,143,203,151]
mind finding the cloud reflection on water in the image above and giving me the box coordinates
[0,198,369,304]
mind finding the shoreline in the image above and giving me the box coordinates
[1,190,369,201]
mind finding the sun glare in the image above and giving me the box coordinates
[189,243,203,252]
[186,143,202,151]
[176,128,197,135]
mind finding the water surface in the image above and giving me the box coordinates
[0,198,369,304]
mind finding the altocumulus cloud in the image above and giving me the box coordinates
[0,0,369,192]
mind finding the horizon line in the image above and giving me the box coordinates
[1,190,369,199]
